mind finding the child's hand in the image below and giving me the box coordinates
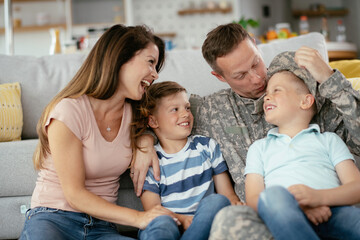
[232,200,245,205]
[179,215,193,231]
[302,206,332,226]
[288,184,323,207]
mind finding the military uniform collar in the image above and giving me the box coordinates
[231,89,265,115]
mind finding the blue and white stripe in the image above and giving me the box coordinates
[143,135,228,215]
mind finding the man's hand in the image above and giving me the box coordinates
[301,206,332,226]
[288,184,324,208]
[131,135,160,197]
[295,46,333,84]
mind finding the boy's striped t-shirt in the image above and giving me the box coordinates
[143,135,228,215]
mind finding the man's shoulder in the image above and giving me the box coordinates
[190,88,232,109]
[191,88,231,101]
[205,88,232,100]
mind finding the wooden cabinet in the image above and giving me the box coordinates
[0,0,128,34]
[178,6,232,16]
[0,0,69,34]
[292,8,348,18]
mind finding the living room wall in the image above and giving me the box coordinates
[0,0,358,57]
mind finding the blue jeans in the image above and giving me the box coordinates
[20,207,135,240]
[138,194,231,240]
[258,186,360,240]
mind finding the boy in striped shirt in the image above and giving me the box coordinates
[135,81,241,240]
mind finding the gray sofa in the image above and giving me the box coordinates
[0,33,329,239]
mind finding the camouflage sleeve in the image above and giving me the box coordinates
[318,70,360,155]
[190,93,211,137]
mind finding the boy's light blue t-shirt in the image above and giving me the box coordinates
[244,124,355,189]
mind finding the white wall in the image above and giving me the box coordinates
[131,0,237,50]
[1,0,359,57]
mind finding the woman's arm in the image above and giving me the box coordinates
[140,190,181,226]
[245,173,265,212]
[288,160,360,207]
[131,134,160,197]
[49,120,174,229]
[213,172,243,205]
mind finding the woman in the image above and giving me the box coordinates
[20,24,176,240]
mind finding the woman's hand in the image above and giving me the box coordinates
[131,135,160,197]
[295,46,333,84]
[136,205,177,230]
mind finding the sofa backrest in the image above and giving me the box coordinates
[0,54,86,139]
[158,32,328,96]
[0,32,327,140]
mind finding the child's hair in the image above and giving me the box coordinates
[131,81,186,150]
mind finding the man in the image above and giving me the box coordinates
[132,23,360,239]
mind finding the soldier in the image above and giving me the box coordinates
[132,23,360,239]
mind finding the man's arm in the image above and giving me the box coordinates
[295,47,360,155]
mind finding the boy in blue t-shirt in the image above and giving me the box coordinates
[135,81,241,240]
[245,51,360,240]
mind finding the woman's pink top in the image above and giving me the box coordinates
[31,95,132,212]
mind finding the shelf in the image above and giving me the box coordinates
[178,7,232,16]
[292,9,348,17]
[0,24,66,34]
[156,32,176,38]
[0,0,62,2]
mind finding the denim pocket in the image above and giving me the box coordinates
[26,207,59,219]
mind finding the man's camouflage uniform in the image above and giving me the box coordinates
[190,69,360,240]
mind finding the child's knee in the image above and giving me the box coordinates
[203,194,230,207]
[149,215,178,229]
[258,186,294,211]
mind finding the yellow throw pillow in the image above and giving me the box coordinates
[348,77,360,91]
[0,82,23,141]
[329,60,360,78]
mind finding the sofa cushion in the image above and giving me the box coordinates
[257,32,328,66]
[329,59,360,78]
[0,196,32,239]
[0,139,38,197]
[0,82,23,142]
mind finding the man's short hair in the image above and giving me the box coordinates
[202,23,251,75]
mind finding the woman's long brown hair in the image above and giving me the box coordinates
[33,24,165,170]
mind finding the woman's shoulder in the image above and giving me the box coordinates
[54,95,89,114]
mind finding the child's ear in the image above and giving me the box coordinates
[300,94,315,110]
[148,115,159,129]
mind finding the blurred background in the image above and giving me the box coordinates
[0,0,359,60]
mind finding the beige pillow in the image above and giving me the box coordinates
[0,82,23,141]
